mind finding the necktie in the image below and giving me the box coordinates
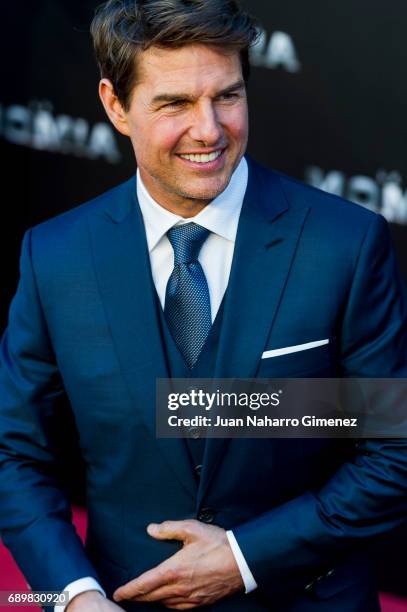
[165,223,211,369]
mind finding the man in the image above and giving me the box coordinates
[0,0,406,611]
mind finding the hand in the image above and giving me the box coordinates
[66,590,124,611]
[113,520,244,610]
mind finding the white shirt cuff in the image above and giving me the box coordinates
[54,577,106,612]
[226,530,258,593]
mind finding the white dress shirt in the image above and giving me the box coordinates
[138,156,248,320]
[57,156,257,611]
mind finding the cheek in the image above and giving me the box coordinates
[129,117,185,159]
[152,117,187,154]
[220,107,248,143]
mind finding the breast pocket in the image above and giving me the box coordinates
[257,338,337,377]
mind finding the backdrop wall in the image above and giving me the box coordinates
[1,0,406,599]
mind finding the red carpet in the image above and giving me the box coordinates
[0,508,405,611]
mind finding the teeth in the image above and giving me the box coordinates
[180,150,222,163]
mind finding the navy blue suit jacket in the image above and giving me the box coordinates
[0,158,406,611]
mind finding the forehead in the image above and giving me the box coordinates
[135,44,243,95]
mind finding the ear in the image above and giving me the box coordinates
[98,78,131,137]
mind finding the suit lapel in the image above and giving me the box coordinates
[199,162,310,503]
[87,177,197,499]
[85,166,310,505]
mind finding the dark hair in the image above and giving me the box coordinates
[90,0,259,109]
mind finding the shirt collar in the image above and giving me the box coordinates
[136,156,248,253]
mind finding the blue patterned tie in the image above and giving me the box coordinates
[165,223,211,369]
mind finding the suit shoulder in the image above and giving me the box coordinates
[30,176,136,243]
[25,176,136,276]
[286,174,377,218]
[250,158,378,229]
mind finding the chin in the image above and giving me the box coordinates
[180,178,231,202]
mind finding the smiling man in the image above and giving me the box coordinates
[0,1,407,612]
[100,43,249,216]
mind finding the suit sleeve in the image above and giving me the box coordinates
[0,229,98,592]
[233,214,407,598]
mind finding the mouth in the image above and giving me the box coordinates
[176,148,226,169]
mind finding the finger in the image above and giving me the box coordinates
[147,520,198,542]
[113,566,168,601]
[162,597,199,605]
[164,603,198,611]
[130,584,194,603]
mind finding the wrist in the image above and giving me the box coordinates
[66,590,105,611]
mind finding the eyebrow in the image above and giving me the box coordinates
[151,79,246,106]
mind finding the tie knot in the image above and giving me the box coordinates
[167,223,210,264]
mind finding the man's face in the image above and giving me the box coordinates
[121,44,249,213]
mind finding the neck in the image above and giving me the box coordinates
[149,197,209,218]
[138,169,212,218]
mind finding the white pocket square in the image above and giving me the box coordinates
[261,339,329,359]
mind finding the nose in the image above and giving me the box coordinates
[189,100,223,146]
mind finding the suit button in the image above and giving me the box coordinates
[195,464,203,477]
[198,508,215,523]
[188,426,201,439]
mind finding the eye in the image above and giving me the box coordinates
[217,92,240,102]
[163,100,187,110]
